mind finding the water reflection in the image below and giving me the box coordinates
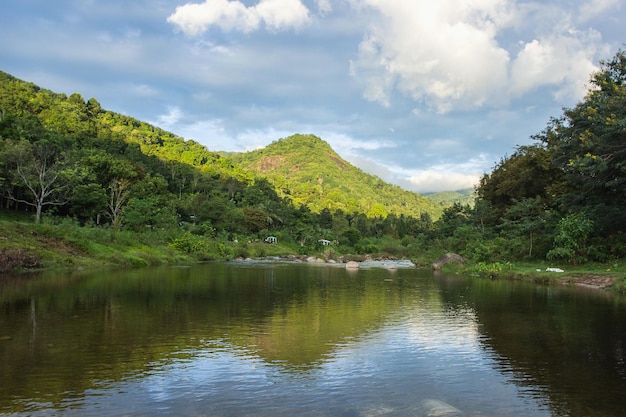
[1,263,625,416]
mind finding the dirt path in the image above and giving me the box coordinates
[559,274,616,290]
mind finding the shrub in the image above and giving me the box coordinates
[170,232,209,254]
[547,213,594,265]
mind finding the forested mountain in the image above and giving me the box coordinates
[230,134,443,219]
[0,70,440,253]
[425,189,475,207]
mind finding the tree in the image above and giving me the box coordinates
[123,196,176,231]
[107,178,132,230]
[477,145,561,218]
[541,49,626,234]
[499,197,554,258]
[547,213,594,265]
[3,139,68,223]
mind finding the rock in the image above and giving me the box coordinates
[432,253,466,270]
[307,257,325,263]
[346,261,360,269]
[420,399,462,416]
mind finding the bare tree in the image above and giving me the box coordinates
[5,140,67,223]
[107,178,132,230]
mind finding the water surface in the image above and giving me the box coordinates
[1,262,625,416]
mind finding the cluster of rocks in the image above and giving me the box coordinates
[232,254,417,269]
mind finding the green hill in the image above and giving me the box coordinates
[426,189,476,207]
[0,69,443,266]
[230,134,443,219]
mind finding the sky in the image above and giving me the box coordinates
[1,0,624,193]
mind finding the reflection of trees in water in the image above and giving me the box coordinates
[438,277,626,417]
[0,265,439,411]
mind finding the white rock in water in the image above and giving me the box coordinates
[420,399,462,416]
[346,261,360,269]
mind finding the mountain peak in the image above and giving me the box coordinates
[231,134,443,218]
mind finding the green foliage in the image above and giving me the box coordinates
[230,134,443,220]
[538,50,626,234]
[216,242,235,259]
[477,145,561,218]
[467,261,513,276]
[341,228,361,247]
[170,232,210,255]
[472,49,626,262]
[123,197,176,232]
[464,238,505,263]
[426,189,476,207]
[355,239,380,255]
[547,213,594,265]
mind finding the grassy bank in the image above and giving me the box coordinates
[0,213,299,273]
[3,212,626,295]
[455,260,626,293]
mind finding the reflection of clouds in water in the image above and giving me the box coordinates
[139,344,276,403]
[404,306,482,354]
[319,306,486,372]
[74,305,548,417]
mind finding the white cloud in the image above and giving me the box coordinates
[349,0,608,112]
[350,0,513,112]
[509,32,601,100]
[153,106,183,130]
[173,119,298,152]
[167,0,310,35]
[408,169,480,193]
[578,0,622,22]
[330,135,396,152]
[174,119,232,148]
[315,0,332,15]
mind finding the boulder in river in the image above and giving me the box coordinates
[432,253,466,270]
[346,261,360,269]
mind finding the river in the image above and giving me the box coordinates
[1,261,625,416]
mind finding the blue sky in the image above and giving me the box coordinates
[1,0,624,192]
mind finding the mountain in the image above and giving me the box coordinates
[230,134,443,219]
[0,70,442,223]
[425,189,476,207]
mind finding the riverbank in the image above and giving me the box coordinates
[0,217,415,274]
[458,261,626,293]
[2,217,625,293]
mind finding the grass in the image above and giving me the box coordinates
[450,259,626,293]
[0,213,192,272]
[0,211,302,273]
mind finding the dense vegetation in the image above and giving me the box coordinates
[454,50,626,266]
[0,70,441,269]
[425,189,475,208]
[231,134,443,218]
[1,49,625,273]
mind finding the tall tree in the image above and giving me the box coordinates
[541,49,626,233]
